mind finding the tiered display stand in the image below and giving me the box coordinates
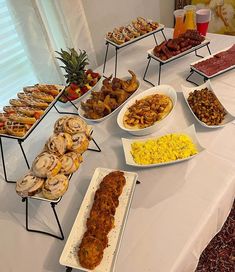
[143,40,212,86]
[103,24,167,77]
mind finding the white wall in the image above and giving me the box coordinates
[82,0,174,66]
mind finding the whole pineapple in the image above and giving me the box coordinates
[56,48,89,87]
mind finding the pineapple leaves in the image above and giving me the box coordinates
[55,48,90,85]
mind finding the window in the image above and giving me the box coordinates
[0,0,38,106]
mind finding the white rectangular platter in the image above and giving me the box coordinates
[105,24,164,48]
[122,125,205,168]
[182,80,235,128]
[59,167,138,272]
[190,46,235,78]
[78,76,140,123]
[147,39,210,64]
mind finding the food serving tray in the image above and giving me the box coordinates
[0,84,64,140]
[78,76,141,123]
[122,125,205,168]
[182,81,235,128]
[105,24,165,48]
[59,167,138,272]
[59,76,102,105]
[190,46,235,78]
[147,39,210,64]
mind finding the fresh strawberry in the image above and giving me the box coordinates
[66,87,80,100]
[86,69,92,75]
[80,86,88,94]
[91,72,100,79]
[34,112,43,120]
[70,82,78,90]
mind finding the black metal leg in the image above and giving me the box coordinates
[186,69,199,86]
[66,267,73,272]
[207,44,211,55]
[18,140,30,169]
[161,29,167,41]
[114,47,118,77]
[143,56,155,87]
[102,42,110,75]
[88,137,101,152]
[195,50,204,58]
[22,197,64,240]
[158,62,162,85]
[136,180,141,184]
[153,33,158,45]
[0,137,15,183]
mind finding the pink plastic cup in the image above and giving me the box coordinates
[196,9,211,36]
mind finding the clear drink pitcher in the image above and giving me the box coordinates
[173,9,186,38]
[184,5,196,30]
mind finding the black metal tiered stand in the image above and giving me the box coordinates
[186,65,235,86]
[102,25,167,77]
[0,88,102,240]
[143,40,212,86]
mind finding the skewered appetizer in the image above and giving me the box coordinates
[153,30,205,61]
[81,70,139,120]
[55,48,101,102]
[106,16,159,45]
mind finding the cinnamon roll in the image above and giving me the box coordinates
[60,151,82,175]
[42,174,69,200]
[63,116,89,135]
[70,132,89,154]
[45,134,68,156]
[16,172,45,197]
[54,116,69,134]
[32,152,61,178]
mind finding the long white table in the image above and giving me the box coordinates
[0,29,235,272]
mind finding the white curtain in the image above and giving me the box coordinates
[6,0,97,86]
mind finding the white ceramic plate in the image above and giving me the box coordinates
[122,125,205,168]
[59,76,102,106]
[78,76,140,123]
[105,24,164,48]
[117,85,177,136]
[147,39,210,64]
[59,167,138,272]
[182,81,235,128]
[190,46,235,78]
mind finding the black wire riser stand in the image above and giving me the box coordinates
[143,42,211,86]
[22,197,64,240]
[103,28,167,78]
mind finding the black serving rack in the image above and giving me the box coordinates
[103,25,167,77]
[0,89,101,183]
[186,65,235,86]
[18,136,101,240]
[143,40,212,86]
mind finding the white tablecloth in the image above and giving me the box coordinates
[0,29,235,272]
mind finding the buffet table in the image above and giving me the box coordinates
[0,28,235,272]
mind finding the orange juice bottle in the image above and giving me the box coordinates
[184,5,196,30]
[173,9,186,38]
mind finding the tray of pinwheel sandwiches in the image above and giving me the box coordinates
[0,84,65,140]
[105,16,164,48]
[15,115,93,203]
